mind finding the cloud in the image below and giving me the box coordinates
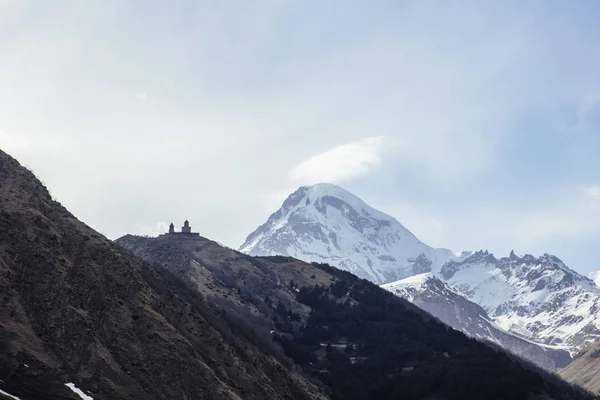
[584,185,600,201]
[289,137,384,185]
[135,92,148,100]
[136,221,170,237]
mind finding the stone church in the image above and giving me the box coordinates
[165,220,199,237]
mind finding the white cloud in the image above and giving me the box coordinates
[584,185,600,201]
[135,92,148,100]
[136,221,170,237]
[289,137,384,185]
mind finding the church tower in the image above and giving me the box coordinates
[182,220,191,234]
[168,223,175,234]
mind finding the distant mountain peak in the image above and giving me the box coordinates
[241,184,454,284]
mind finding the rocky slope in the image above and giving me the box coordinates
[241,183,454,284]
[115,233,337,345]
[382,274,572,370]
[117,235,594,400]
[0,148,324,400]
[560,342,600,395]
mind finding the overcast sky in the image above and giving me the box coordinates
[2,0,600,274]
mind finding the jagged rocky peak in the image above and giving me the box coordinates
[241,183,454,284]
[438,248,600,354]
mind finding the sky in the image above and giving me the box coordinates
[1,0,600,274]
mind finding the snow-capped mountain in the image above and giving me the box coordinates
[241,183,600,360]
[439,250,600,354]
[241,183,454,284]
[382,274,571,370]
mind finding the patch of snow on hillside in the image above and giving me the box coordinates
[65,383,93,400]
[0,389,21,400]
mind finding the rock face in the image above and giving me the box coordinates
[382,274,572,370]
[241,183,454,284]
[0,149,324,400]
[241,183,600,366]
[560,342,600,394]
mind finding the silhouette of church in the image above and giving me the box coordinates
[165,220,199,237]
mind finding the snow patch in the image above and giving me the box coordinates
[65,383,93,400]
[0,389,21,400]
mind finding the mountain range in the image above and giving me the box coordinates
[241,183,600,370]
[1,148,596,399]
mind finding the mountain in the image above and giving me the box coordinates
[560,342,600,395]
[241,183,454,284]
[1,148,596,399]
[116,235,594,400]
[0,149,325,400]
[382,274,572,370]
[241,183,600,363]
[440,251,600,354]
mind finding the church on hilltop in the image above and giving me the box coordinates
[163,220,200,237]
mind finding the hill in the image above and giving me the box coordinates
[117,235,595,400]
[0,148,324,400]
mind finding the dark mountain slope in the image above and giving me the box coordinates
[116,236,595,400]
[290,264,593,400]
[0,148,324,400]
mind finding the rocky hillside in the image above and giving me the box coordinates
[382,274,572,370]
[241,183,454,284]
[117,236,595,399]
[0,148,324,400]
[560,343,600,395]
[115,233,338,349]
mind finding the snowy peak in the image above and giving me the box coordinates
[439,250,600,353]
[241,184,454,284]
